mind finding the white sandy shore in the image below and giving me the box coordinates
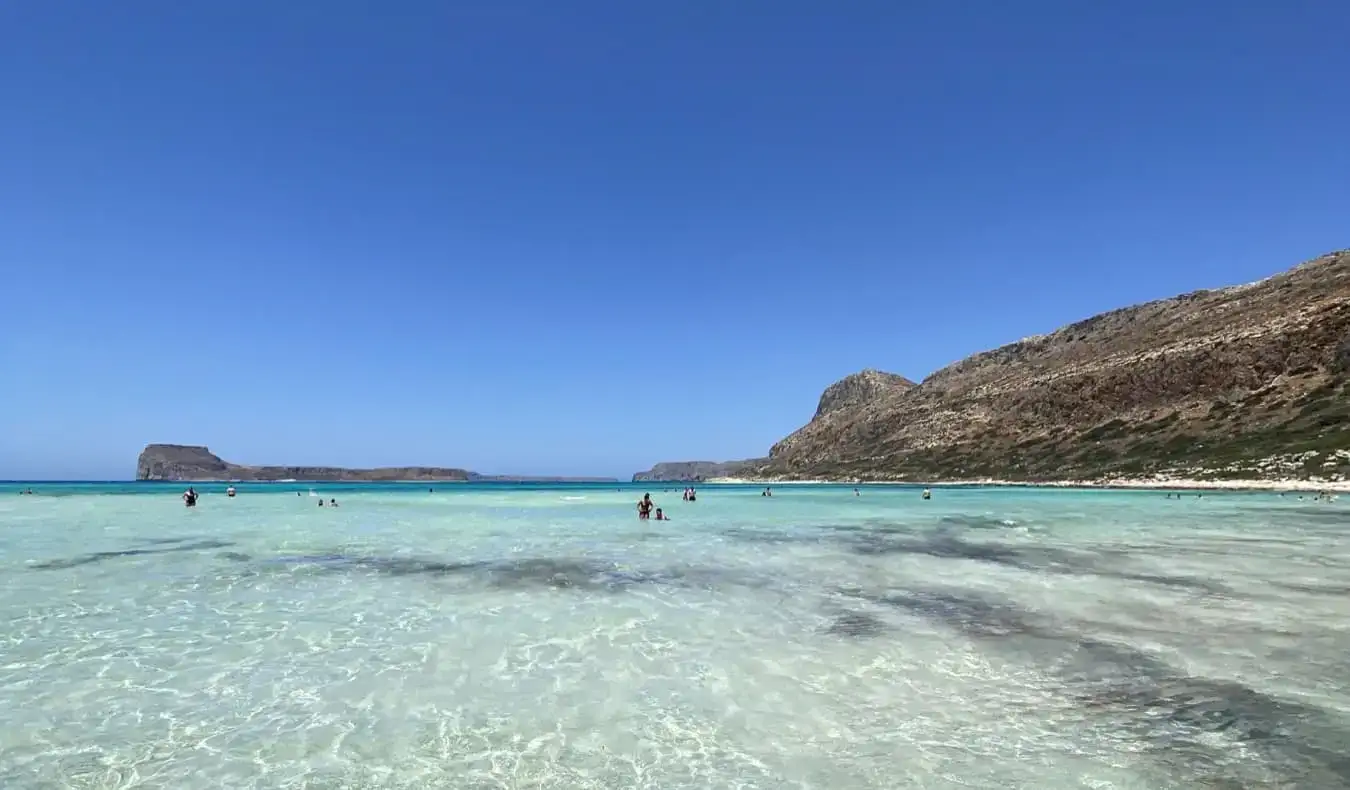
[705,478,836,485]
[706,476,1350,493]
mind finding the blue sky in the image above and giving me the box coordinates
[2,1,1347,480]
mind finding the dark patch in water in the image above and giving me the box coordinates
[136,536,199,546]
[825,611,885,638]
[842,584,1350,787]
[728,522,1232,595]
[31,539,235,570]
[218,551,252,562]
[1268,580,1350,596]
[871,589,1040,638]
[262,553,753,593]
[938,514,1020,531]
[1104,570,1232,595]
[268,554,487,577]
[719,527,823,546]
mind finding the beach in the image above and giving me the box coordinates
[2,482,1349,788]
[710,475,1350,492]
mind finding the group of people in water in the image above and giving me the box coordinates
[1281,491,1337,501]
[635,486,709,519]
[636,492,670,520]
[633,483,930,520]
[1164,490,1337,501]
[182,487,339,507]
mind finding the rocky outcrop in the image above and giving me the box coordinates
[770,369,916,463]
[136,444,473,482]
[813,369,915,418]
[755,249,1350,483]
[631,459,767,483]
[137,445,233,481]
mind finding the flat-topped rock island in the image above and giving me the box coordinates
[135,444,617,483]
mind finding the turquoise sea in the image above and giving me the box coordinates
[2,481,1348,789]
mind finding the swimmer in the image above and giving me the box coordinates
[183,488,198,507]
[654,508,669,521]
[330,498,338,507]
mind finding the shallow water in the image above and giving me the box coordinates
[2,483,1348,789]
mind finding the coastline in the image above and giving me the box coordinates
[134,478,472,484]
[707,476,1350,493]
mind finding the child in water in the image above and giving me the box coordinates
[654,508,669,521]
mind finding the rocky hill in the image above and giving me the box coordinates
[632,459,767,483]
[754,249,1350,483]
[136,445,473,482]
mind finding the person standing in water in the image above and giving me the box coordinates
[183,488,198,507]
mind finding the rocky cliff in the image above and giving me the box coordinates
[632,459,767,483]
[136,445,473,482]
[756,249,1350,483]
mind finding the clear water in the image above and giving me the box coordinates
[2,482,1348,789]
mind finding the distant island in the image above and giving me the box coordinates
[635,249,1350,487]
[135,445,617,483]
[467,473,619,483]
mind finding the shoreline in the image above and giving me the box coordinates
[706,476,1350,493]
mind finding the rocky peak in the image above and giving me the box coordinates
[813,369,916,419]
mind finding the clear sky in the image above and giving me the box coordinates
[2,1,1347,480]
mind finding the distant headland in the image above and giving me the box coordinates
[630,459,767,483]
[135,445,617,483]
